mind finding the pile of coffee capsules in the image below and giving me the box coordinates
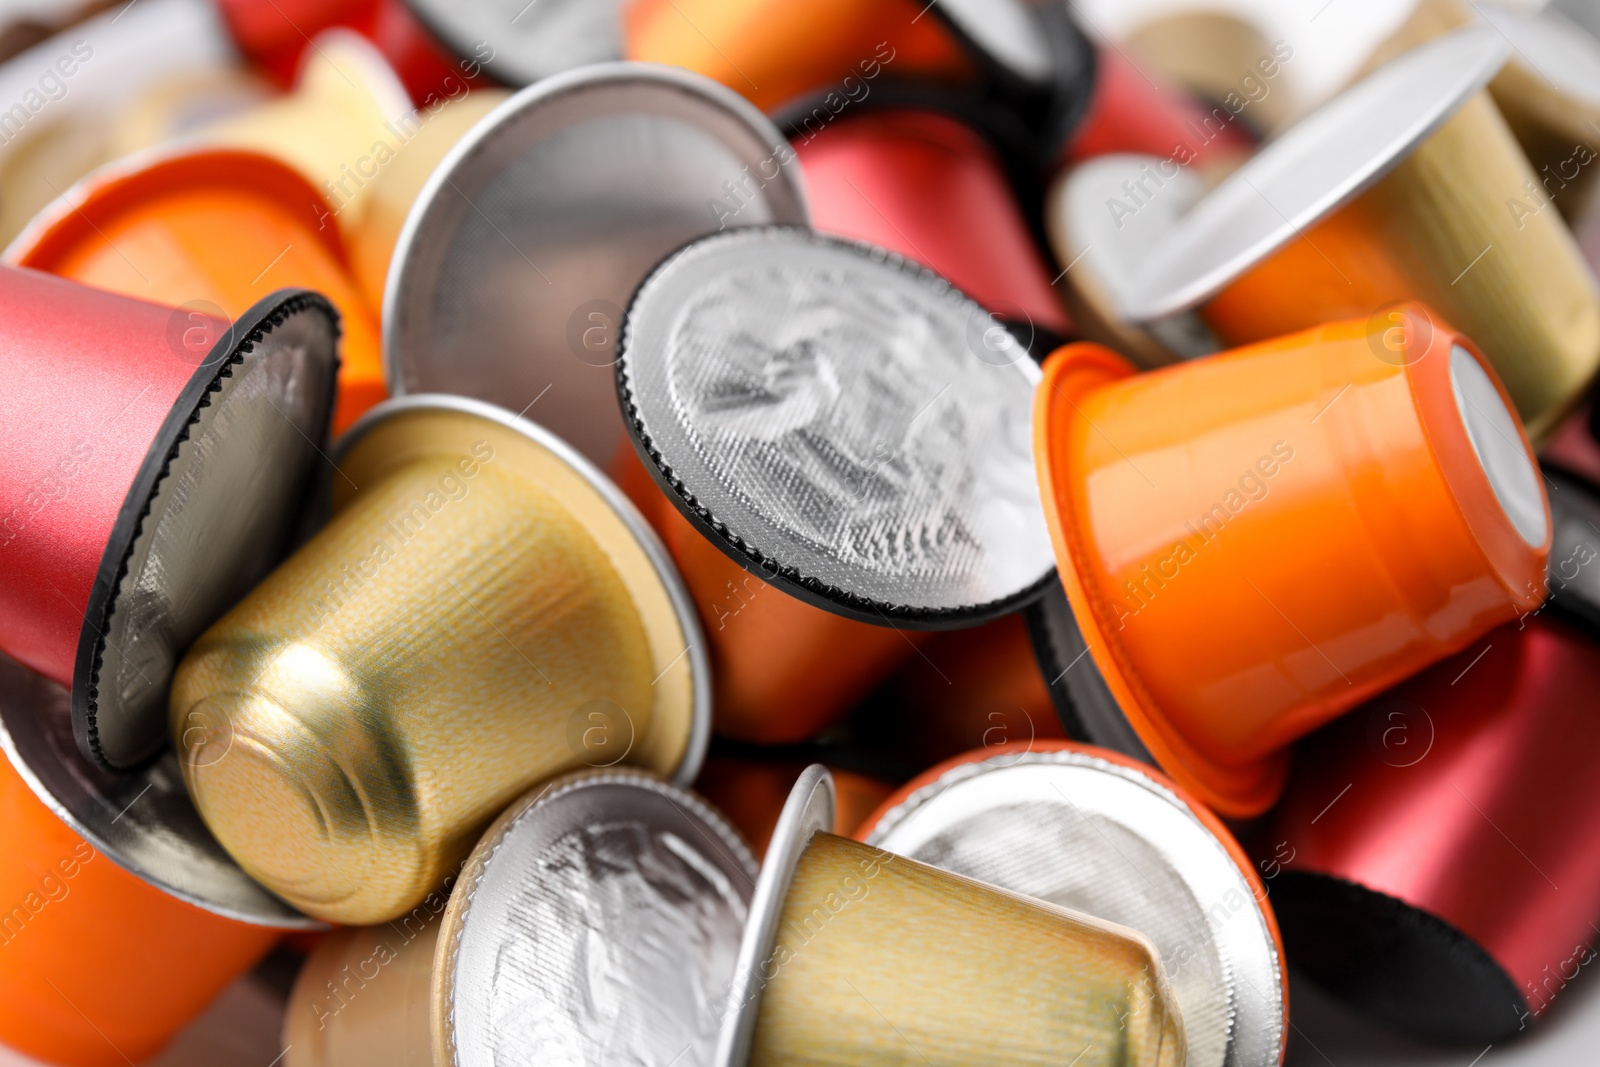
[4,0,1600,1064]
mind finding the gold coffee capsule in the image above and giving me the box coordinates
[1360,0,1600,222]
[715,767,1186,1067]
[1050,26,1600,441]
[283,770,758,1067]
[170,396,710,925]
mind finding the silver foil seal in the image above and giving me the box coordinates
[440,771,757,1067]
[619,227,1055,623]
[865,748,1285,1067]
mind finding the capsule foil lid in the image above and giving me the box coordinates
[385,61,808,472]
[864,747,1286,1067]
[437,771,758,1067]
[618,226,1056,626]
[1119,25,1509,321]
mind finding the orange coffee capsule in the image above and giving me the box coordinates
[1049,26,1600,442]
[1033,306,1549,817]
[0,740,285,1067]
[6,147,384,434]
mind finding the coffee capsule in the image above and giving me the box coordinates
[862,612,1064,772]
[1363,0,1600,223]
[1033,307,1550,817]
[0,0,236,245]
[618,226,1056,740]
[0,732,286,1067]
[1049,26,1600,442]
[1124,11,1295,136]
[197,30,415,244]
[282,770,756,1067]
[714,765,1187,1067]
[384,61,807,474]
[697,754,896,857]
[1543,401,1600,488]
[622,0,1092,128]
[1266,613,1600,1041]
[196,26,512,314]
[170,395,711,924]
[0,265,339,771]
[860,742,1287,1067]
[792,104,1070,343]
[6,147,385,434]
[0,274,337,1063]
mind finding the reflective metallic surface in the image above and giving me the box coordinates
[1046,152,1217,366]
[171,396,709,924]
[717,767,1186,1067]
[1270,615,1600,1041]
[89,296,340,768]
[620,227,1055,623]
[386,62,808,471]
[404,0,627,86]
[0,648,316,925]
[865,746,1286,1067]
[715,764,833,1067]
[438,771,757,1067]
[1122,27,1507,320]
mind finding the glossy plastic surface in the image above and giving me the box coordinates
[623,0,973,112]
[1033,308,1548,816]
[0,749,277,1067]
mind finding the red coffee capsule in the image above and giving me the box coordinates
[0,268,340,769]
[0,269,338,1064]
[1266,613,1600,1042]
[1032,309,1549,817]
[794,105,1070,344]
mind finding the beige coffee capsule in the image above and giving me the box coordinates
[714,767,1186,1067]
[170,396,710,925]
